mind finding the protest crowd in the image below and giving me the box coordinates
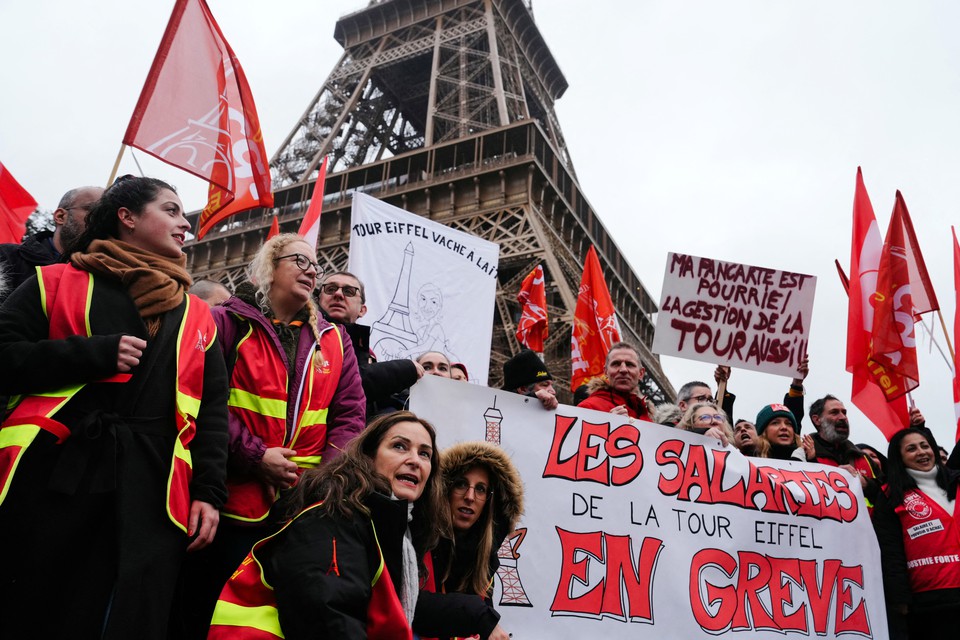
[0,176,954,640]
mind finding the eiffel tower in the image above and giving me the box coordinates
[184,0,675,403]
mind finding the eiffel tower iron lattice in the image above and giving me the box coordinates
[184,0,675,403]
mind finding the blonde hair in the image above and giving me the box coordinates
[248,232,324,360]
[677,401,735,442]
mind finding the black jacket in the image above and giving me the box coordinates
[0,230,60,302]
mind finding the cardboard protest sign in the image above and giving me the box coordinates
[652,253,816,377]
[348,192,500,385]
[411,376,887,639]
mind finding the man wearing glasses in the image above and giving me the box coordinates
[317,271,423,414]
[0,185,103,300]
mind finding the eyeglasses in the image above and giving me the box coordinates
[695,414,726,424]
[686,394,714,404]
[275,253,321,274]
[451,478,490,501]
[63,204,95,212]
[320,283,361,298]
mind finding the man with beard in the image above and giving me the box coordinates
[0,185,102,301]
[577,342,653,421]
[805,395,889,503]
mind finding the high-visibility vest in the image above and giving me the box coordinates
[894,489,960,593]
[222,320,344,522]
[0,264,215,533]
[208,501,412,640]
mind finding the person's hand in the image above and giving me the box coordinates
[909,407,925,427]
[792,355,810,387]
[801,434,816,461]
[840,464,868,489]
[704,426,729,446]
[486,624,510,640]
[258,447,299,489]
[535,388,558,411]
[610,404,629,417]
[714,365,730,384]
[186,500,219,552]
[413,361,425,379]
[117,335,147,372]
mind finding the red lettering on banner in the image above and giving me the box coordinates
[691,550,871,635]
[543,415,644,485]
[552,528,663,622]
[655,441,859,522]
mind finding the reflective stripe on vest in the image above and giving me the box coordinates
[209,502,410,640]
[0,265,213,532]
[222,323,344,522]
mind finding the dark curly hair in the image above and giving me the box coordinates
[64,175,177,255]
[885,427,955,507]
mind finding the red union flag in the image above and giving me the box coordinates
[571,246,621,391]
[845,168,908,439]
[0,161,38,244]
[953,227,960,443]
[297,156,328,251]
[516,264,548,352]
[122,0,272,238]
[869,191,939,398]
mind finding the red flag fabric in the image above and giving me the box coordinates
[952,227,960,443]
[846,168,909,440]
[266,215,279,240]
[516,264,548,352]
[0,162,38,244]
[122,0,272,238]
[297,156,328,251]
[571,246,621,391]
[869,192,940,397]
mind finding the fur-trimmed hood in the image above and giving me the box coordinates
[441,441,524,533]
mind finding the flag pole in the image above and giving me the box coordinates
[937,309,956,362]
[106,144,126,187]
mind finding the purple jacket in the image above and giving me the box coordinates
[211,295,366,472]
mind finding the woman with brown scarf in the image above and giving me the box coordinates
[0,176,229,640]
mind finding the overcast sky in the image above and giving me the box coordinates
[3,0,958,452]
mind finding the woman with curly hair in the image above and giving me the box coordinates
[180,232,365,636]
[0,176,229,639]
[677,400,733,445]
[209,411,446,639]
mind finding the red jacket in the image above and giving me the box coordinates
[577,383,652,421]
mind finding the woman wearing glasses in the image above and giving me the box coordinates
[677,401,733,445]
[181,233,365,637]
[416,441,522,640]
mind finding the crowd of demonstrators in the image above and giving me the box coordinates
[502,348,558,410]
[0,177,228,639]
[0,185,103,300]
[178,234,366,637]
[577,341,654,420]
[317,270,424,415]
[873,427,960,639]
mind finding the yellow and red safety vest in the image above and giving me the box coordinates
[222,320,343,522]
[0,264,214,533]
[208,501,411,640]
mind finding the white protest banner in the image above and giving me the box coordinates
[348,192,500,385]
[411,376,888,639]
[652,253,817,377]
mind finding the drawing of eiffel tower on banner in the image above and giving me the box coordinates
[183,0,676,405]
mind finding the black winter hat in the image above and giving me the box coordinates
[503,349,552,390]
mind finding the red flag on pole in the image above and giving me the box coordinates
[266,214,279,240]
[0,162,38,244]
[869,191,940,398]
[952,226,960,443]
[516,264,548,352]
[845,168,909,440]
[122,0,272,238]
[571,246,621,391]
[297,156,329,251]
